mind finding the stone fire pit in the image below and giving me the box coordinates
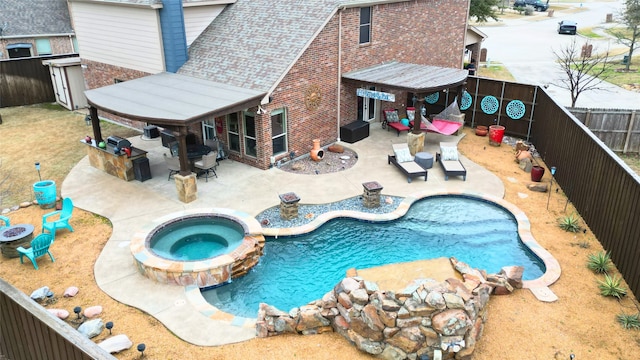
[0,224,35,258]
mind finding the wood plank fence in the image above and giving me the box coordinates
[0,278,115,360]
[570,108,640,153]
[0,54,77,108]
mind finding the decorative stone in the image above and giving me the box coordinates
[527,183,548,192]
[500,266,524,289]
[328,144,344,153]
[19,202,32,208]
[64,286,79,297]
[98,334,133,354]
[78,318,104,338]
[431,309,471,336]
[30,286,50,301]
[83,305,103,318]
[48,309,69,319]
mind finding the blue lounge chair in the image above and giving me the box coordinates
[42,198,74,234]
[17,233,55,270]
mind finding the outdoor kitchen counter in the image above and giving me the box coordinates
[83,140,148,181]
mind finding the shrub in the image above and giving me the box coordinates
[559,214,581,233]
[617,313,640,330]
[587,251,612,274]
[598,274,627,299]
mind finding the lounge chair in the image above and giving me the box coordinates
[436,142,467,181]
[388,143,428,183]
[382,109,410,136]
[17,233,55,270]
[42,197,74,234]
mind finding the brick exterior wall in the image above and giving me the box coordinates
[0,36,76,58]
[84,0,469,170]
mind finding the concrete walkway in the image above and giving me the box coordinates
[62,124,509,346]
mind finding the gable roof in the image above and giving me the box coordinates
[0,0,73,37]
[178,0,341,95]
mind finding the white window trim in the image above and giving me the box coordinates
[271,109,288,156]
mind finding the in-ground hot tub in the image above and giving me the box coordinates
[130,208,265,288]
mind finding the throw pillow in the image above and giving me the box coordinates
[385,110,400,123]
[394,147,414,163]
[440,145,459,161]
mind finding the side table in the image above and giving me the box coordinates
[415,152,434,170]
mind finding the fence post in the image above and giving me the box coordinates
[623,110,636,154]
[585,109,591,126]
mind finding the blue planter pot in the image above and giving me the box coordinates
[33,180,57,209]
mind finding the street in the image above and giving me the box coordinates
[476,1,640,109]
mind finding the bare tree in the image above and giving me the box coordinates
[552,39,612,107]
[611,0,640,71]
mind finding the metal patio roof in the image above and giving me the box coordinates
[342,61,468,93]
[84,72,266,126]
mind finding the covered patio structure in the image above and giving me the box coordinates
[84,72,265,202]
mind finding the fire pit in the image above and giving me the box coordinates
[0,224,35,258]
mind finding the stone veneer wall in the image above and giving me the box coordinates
[257,258,523,360]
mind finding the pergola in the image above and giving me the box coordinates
[84,72,266,176]
[342,61,469,133]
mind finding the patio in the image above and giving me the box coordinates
[60,121,508,346]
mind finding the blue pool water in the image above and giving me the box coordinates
[150,216,244,261]
[201,196,545,318]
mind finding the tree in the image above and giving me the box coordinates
[552,39,612,107]
[469,0,501,23]
[611,0,640,71]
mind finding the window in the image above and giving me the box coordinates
[359,7,371,44]
[227,113,240,152]
[35,39,52,55]
[244,112,257,157]
[202,118,216,140]
[271,109,287,155]
[7,43,32,58]
[72,37,79,53]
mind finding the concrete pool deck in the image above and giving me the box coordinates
[61,124,559,346]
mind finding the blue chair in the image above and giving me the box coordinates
[0,215,9,230]
[17,233,55,270]
[42,198,74,234]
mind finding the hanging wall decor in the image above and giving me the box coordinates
[460,91,472,111]
[304,85,322,111]
[506,100,526,119]
[480,95,499,114]
[425,92,439,104]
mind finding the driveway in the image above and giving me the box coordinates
[476,1,640,109]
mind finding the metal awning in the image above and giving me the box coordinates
[342,61,468,93]
[85,72,266,126]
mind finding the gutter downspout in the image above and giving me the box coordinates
[337,8,344,142]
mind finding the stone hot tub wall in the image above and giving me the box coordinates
[256,258,524,360]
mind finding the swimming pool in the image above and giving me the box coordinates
[201,196,546,318]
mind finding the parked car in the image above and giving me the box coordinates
[513,0,549,11]
[558,20,577,35]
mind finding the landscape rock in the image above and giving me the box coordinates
[83,305,103,318]
[19,202,32,208]
[78,318,104,338]
[97,334,132,354]
[48,309,69,319]
[328,144,344,153]
[527,182,548,192]
[30,286,50,301]
[64,286,79,297]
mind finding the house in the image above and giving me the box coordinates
[71,0,471,202]
[0,0,77,59]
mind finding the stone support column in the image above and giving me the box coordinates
[362,181,383,208]
[174,173,197,203]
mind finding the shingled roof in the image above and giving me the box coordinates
[178,0,341,94]
[0,0,73,37]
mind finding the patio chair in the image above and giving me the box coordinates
[164,153,181,181]
[382,109,410,136]
[42,197,74,235]
[204,139,221,165]
[388,143,428,183]
[436,142,467,181]
[0,215,9,230]
[194,151,218,182]
[17,233,55,270]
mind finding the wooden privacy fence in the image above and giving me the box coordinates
[0,54,77,108]
[0,278,115,360]
[570,108,640,153]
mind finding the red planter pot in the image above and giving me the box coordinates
[531,165,545,182]
[489,125,505,146]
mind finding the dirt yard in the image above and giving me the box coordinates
[1,105,639,359]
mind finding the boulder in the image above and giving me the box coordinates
[78,319,104,338]
[30,287,50,301]
[63,286,79,297]
[98,334,132,354]
[328,144,344,153]
[527,182,548,192]
[48,309,69,319]
[83,305,103,318]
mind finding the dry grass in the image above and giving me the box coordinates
[1,105,640,359]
